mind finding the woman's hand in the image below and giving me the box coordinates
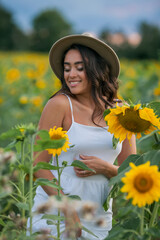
[74,155,118,178]
[63,210,82,238]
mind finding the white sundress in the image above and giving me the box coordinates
[27,95,122,240]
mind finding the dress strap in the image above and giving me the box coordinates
[62,94,74,122]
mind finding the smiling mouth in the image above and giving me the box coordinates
[69,81,81,87]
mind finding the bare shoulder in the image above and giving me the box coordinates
[38,94,69,130]
[44,94,69,110]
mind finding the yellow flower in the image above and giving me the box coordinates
[154,87,160,96]
[19,128,25,134]
[6,68,20,83]
[125,67,137,78]
[10,89,16,95]
[121,162,160,207]
[125,81,135,89]
[104,104,160,142]
[31,96,43,107]
[54,77,62,89]
[36,79,46,89]
[0,97,3,104]
[26,69,37,79]
[47,127,70,156]
[19,96,28,104]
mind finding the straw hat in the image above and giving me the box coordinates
[49,33,120,80]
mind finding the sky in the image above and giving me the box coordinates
[1,0,160,36]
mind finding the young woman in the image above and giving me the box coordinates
[28,34,136,239]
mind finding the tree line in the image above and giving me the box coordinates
[0,4,160,59]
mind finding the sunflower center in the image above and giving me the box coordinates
[50,134,62,140]
[134,173,153,193]
[118,109,151,132]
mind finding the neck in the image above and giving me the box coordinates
[74,93,95,108]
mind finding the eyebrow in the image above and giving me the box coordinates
[64,61,83,65]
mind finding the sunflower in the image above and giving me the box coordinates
[47,127,70,156]
[121,161,160,207]
[104,104,160,142]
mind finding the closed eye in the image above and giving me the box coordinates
[77,67,84,71]
[64,68,70,72]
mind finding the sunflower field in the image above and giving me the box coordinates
[0,52,160,240]
[0,52,160,136]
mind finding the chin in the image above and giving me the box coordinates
[69,88,82,95]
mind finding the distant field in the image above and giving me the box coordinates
[0,52,160,133]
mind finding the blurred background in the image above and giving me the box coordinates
[0,0,160,136]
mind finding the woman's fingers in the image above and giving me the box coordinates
[74,169,93,177]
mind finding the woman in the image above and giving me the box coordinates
[29,34,136,239]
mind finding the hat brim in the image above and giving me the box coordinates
[49,34,120,80]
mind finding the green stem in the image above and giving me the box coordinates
[9,194,20,202]
[56,154,61,240]
[20,140,25,218]
[154,132,159,143]
[0,215,13,220]
[149,202,159,228]
[140,207,144,236]
[29,135,35,236]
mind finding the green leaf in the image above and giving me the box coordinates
[82,225,98,238]
[109,154,144,186]
[117,205,138,218]
[35,178,62,190]
[103,225,124,240]
[0,219,5,227]
[103,183,120,211]
[15,202,29,211]
[37,129,50,140]
[68,195,81,200]
[118,154,143,173]
[0,192,10,199]
[152,142,160,150]
[122,216,140,231]
[144,150,160,167]
[33,162,58,172]
[137,131,158,153]
[146,227,160,237]
[34,138,65,151]
[112,136,119,149]
[109,168,130,186]
[103,109,111,118]
[71,160,96,173]
[42,214,65,221]
[0,128,21,140]
[46,220,57,225]
[4,140,18,151]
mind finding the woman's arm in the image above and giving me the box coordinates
[74,135,137,179]
[34,94,82,237]
[117,134,137,166]
[33,95,66,196]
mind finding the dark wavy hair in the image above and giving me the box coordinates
[52,44,120,125]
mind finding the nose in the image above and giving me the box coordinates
[69,67,77,78]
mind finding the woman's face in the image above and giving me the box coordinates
[63,49,91,95]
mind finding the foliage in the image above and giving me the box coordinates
[0,5,27,50]
[29,9,73,52]
[0,125,96,239]
[104,131,160,240]
[136,22,160,59]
